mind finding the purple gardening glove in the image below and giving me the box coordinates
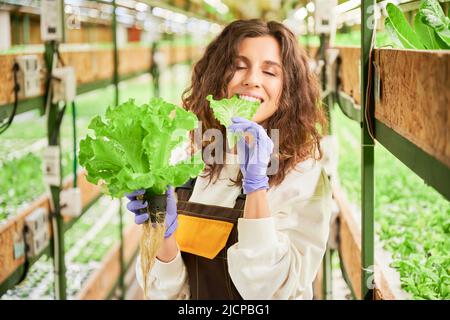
[228,117,274,194]
[126,186,178,238]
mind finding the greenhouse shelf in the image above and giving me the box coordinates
[333,46,450,200]
[316,39,450,299]
[0,43,203,117]
[331,105,449,300]
[0,170,101,295]
[1,197,137,300]
[76,223,139,300]
[375,120,450,201]
[373,49,450,176]
[336,46,361,105]
[332,184,411,300]
[335,91,361,123]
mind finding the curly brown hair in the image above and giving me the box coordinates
[182,19,327,188]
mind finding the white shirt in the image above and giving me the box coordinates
[136,153,332,300]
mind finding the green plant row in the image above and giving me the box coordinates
[0,74,160,223]
[299,31,393,48]
[1,197,131,299]
[331,106,450,299]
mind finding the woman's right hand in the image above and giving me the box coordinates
[126,186,178,238]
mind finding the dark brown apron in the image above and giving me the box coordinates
[175,178,245,300]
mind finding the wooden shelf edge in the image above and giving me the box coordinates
[0,170,101,287]
[76,223,140,300]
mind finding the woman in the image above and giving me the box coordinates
[128,19,332,300]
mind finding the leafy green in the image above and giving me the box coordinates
[0,153,46,222]
[385,3,425,49]
[206,94,260,148]
[385,17,406,48]
[332,106,450,300]
[420,0,450,31]
[419,0,450,48]
[78,98,205,197]
[385,0,450,50]
[414,13,441,49]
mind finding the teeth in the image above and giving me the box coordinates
[239,95,262,103]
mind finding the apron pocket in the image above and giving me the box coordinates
[175,214,234,259]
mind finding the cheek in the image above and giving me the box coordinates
[252,98,279,122]
[252,81,282,122]
[226,74,241,97]
[268,80,283,103]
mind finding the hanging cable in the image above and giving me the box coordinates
[364,35,376,142]
[49,102,67,145]
[363,11,377,142]
[0,62,20,135]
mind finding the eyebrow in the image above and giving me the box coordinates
[237,56,282,69]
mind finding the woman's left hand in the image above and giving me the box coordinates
[228,117,274,194]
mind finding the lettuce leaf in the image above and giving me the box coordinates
[385,3,425,49]
[206,94,260,148]
[79,98,204,197]
[419,0,450,48]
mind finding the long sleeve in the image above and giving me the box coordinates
[135,250,191,299]
[227,164,332,300]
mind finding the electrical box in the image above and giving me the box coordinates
[314,0,338,35]
[24,207,50,258]
[15,55,41,98]
[43,146,61,186]
[52,66,76,103]
[40,0,64,42]
[13,232,25,260]
[60,187,82,218]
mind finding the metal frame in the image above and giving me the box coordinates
[112,0,125,300]
[44,39,67,301]
[318,32,333,300]
[360,0,375,300]
[375,120,450,200]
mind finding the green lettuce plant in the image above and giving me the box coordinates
[385,0,450,50]
[78,98,205,197]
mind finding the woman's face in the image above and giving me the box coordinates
[227,36,283,124]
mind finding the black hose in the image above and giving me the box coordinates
[49,103,67,145]
[0,63,20,135]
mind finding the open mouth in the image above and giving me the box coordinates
[238,94,264,104]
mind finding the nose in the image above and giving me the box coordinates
[242,68,262,88]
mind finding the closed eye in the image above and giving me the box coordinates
[264,71,276,76]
